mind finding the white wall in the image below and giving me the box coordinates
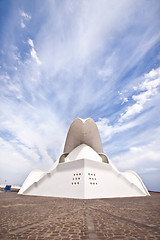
[21,159,149,199]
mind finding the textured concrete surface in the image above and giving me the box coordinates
[0,192,160,239]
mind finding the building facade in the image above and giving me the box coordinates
[19,118,149,199]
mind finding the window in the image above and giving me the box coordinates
[72,173,82,185]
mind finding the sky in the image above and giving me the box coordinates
[0,0,160,191]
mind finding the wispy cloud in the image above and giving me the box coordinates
[20,10,31,20]
[28,38,42,65]
[20,10,31,28]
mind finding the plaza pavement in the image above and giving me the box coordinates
[0,192,160,239]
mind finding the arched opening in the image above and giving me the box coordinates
[59,153,69,163]
[99,153,109,163]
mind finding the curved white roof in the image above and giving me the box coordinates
[65,144,102,162]
[63,118,103,153]
[18,169,45,194]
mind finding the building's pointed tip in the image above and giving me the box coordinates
[75,117,92,123]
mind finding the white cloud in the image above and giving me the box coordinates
[118,91,129,105]
[96,118,114,141]
[112,139,160,172]
[20,10,31,28]
[28,38,34,48]
[30,48,42,65]
[0,98,67,170]
[28,38,42,65]
[37,0,139,79]
[121,97,128,105]
[0,137,33,184]
[139,168,159,174]
[120,103,143,121]
[0,74,10,81]
[145,68,160,79]
[20,10,31,20]
[98,67,113,81]
[20,21,25,28]
[96,117,139,141]
[119,67,160,122]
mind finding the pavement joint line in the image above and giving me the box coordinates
[89,206,160,231]
[85,209,99,240]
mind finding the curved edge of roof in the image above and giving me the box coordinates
[77,117,91,123]
[63,118,103,154]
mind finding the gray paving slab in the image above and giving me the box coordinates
[0,192,160,239]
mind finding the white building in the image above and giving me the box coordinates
[19,118,149,199]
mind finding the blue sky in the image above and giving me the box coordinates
[0,0,160,191]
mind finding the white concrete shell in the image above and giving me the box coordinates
[63,118,103,154]
[18,169,45,195]
[19,118,150,199]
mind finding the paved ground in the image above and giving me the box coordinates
[0,192,160,240]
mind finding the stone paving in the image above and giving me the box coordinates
[0,192,160,239]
